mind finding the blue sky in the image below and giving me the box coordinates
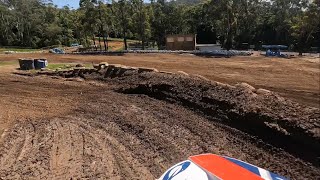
[52,0,80,9]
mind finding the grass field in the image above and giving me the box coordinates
[46,63,92,70]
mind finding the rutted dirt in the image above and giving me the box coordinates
[0,63,319,179]
[37,64,320,165]
[1,53,319,107]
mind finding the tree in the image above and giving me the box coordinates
[131,0,151,49]
[150,0,166,48]
[0,0,318,53]
[80,0,99,50]
[112,0,132,50]
[150,0,187,49]
[291,1,320,55]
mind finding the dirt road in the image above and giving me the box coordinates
[1,53,319,107]
[0,64,319,179]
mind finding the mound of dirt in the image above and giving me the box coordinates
[116,72,320,164]
[36,65,320,166]
[1,65,319,179]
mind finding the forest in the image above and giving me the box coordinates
[0,0,319,53]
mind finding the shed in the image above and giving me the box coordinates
[166,34,196,51]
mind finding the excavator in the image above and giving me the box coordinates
[159,154,287,180]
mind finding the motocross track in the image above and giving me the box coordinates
[0,55,319,179]
[1,53,319,107]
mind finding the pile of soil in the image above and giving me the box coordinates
[115,72,320,165]
[0,66,318,179]
[38,65,320,166]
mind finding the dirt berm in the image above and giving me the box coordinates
[2,65,318,179]
[117,73,320,163]
[39,65,320,166]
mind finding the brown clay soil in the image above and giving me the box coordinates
[1,53,319,107]
[0,53,319,179]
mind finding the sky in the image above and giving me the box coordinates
[52,0,80,9]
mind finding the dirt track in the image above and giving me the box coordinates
[0,62,319,179]
[1,53,319,107]
[0,54,320,179]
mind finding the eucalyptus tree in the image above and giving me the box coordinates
[291,0,320,55]
[112,0,132,50]
[80,0,99,50]
[131,0,151,49]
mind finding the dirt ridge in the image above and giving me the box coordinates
[33,64,320,166]
[116,73,320,166]
[1,67,319,179]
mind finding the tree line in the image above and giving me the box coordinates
[0,0,319,53]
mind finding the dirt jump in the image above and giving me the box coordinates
[0,61,319,180]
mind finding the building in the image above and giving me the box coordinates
[166,34,196,51]
[165,34,222,51]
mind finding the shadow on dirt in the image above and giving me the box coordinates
[117,79,320,167]
[26,62,320,167]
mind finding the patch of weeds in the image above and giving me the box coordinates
[46,63,92,70]
[46,63,73,70]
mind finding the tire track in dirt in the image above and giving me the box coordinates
[76,92,320,179]
[76,118,153,179]
[49,120,82,179]
[0,72,319,179]
[0,115,155,179]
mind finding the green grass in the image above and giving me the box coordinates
[46,63,92,70]
[0,61,93,70]
[46,63,71,70]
